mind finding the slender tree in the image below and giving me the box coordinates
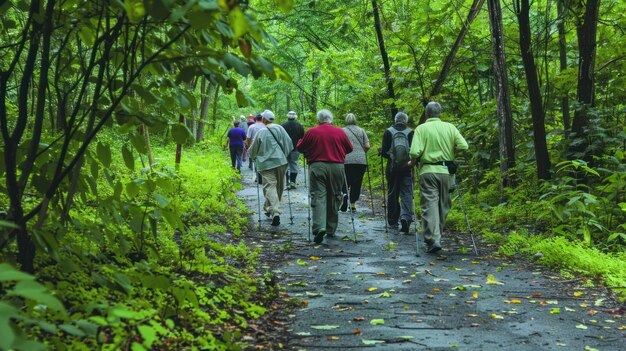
[557,0,571,131]
[487,0,516,188]
[372,0,398,121]
[513,0,551,180]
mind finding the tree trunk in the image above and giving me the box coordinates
[570,0,600,162]
[371,0,398,121]
[210,85,220,135]
[487,0,516,188]
[196,78,211,142]
[514,0,551,180]
[310,69,319,113]
[557,0,570,131]
[420,0,486,124]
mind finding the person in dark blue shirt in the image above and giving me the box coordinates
[225,120,247,172]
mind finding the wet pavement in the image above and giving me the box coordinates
[237,166,625,350]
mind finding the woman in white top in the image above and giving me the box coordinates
[341,113,370,212]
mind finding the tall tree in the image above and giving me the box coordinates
[557,0,571,131]
[419,0,486,124]
[487,0,516,187]
[372,0,398,121]
[513,0,551,180]
[570,0,601,162]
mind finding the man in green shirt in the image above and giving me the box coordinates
[409,102,468,253]
[249,110,293,226]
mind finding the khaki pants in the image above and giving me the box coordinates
[309,162,345,235]
[419,173,451,246]
[260,165,287,217]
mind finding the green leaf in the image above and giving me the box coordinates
[0,221,20,230]
[228,7,249,39]
[369,319,385,325]
[138,325,157,348]
[122,146,135,171]
[0,264,35,282]
[60,324,86,337]
[96,142,112,167]
[125,0,145,23]
[275,0,293,12]
[236,89,250,107]
[130,131,148,154]
[223,53,250,76]
[0,302,18,350]
[8,281,66,314]
[171,123,193,144]
[153,193,170,207]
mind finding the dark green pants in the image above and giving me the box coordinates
[309,162,345,235]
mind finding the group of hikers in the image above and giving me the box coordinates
[225,102,468,254]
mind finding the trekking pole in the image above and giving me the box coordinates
[366,163,375,215]
[456,176,478,256]
[343,172,357,243]
[303,155,312,241]
[255,163,262,230]
[380,155,388,233]
[410,166,421,256]
[286,169,294,225]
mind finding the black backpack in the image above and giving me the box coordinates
[387,127,411,170]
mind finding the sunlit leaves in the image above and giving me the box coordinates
[171,123,194,144]
[125,0,145,23]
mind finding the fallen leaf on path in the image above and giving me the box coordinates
[429,261,436,266]
[375,291,391,298]
[353,329,362,335]
[505,299,522,304]
[403,280,412,284]
[425,269,436,276]
[584,346,600,351]
[575,324,588,330]
[472,291,479,299]
[353,317,365,321]
[594,298,605,306]
[327,336,339,341]
[490,313,504,319]
[606,308,625,315]
[426,294,435,299]
[471,323,480,327]
[466,314,478,317]
[533,292,542,298]
[305,291,323,297]
[471,261,481,265]
[296,259,308,266]
[452,286,467,291]
[465,300,475,304]
[362,339,385,345]
[366,287,378,292]
[486,274,504,285]
[375,272,386,276]
[433,287,440,292]
[556,342,567,347]
[579,303,590,308]
[546,300,558,305]
[446,266,461,270]
[565,307,575,312]
[370,319,385,325]
[295,332,311,336]
[550,308,560,314]
[586,309,599,315]
[617,325,626,330]
[288,282,308,287]
[310,325,340,330]
[573,291,584,297]
[356,262,363,266]
[302,300,309,307]
[309,256,321,260]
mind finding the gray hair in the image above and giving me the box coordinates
[344,113,357,126]
[317,109,333,124]
[425,101,442,117]
[394,112,408,125]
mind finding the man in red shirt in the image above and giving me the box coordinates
[297,110,353,243]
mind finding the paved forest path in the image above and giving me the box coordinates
[237,166,624,350]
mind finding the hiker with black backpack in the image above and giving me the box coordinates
[379,112,415,234]
[409,102,468,253]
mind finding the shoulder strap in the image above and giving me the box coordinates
[346,127,365,150]
[266,126,286,155]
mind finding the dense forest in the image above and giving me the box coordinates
[1,0,625,349]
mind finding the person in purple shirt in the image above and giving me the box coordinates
[225,120,247,172]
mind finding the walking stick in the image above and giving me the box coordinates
[286,169,294,225]
[366,163,375,215]
[410,166,421,256]
[256,163,262,230]
[456,176,478,256]
[343,172,357,243]
[380,155,388,233]
[303,155,312,241]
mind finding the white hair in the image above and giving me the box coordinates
[425,102,442,117]
[317,109,333,124]
[394,112,408,124]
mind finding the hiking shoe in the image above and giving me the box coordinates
[314,230,326,244]
[340,194,349,212]
[289,182,297,190]
[271,215,280,226]
[350,205,357,212]
[426,244,442,254]
[400,219,409,234]
[264,211,271,218]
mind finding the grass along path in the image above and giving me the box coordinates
[237,166,625,350]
